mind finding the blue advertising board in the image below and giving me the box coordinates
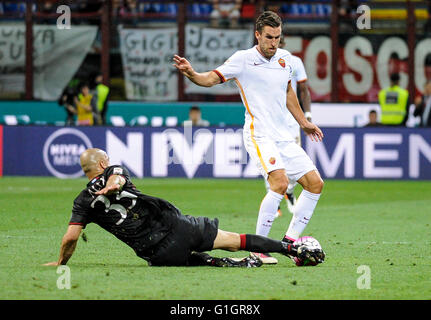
[1,125,431,180]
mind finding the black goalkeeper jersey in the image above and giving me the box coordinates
[70,165,182,257]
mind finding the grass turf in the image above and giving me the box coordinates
[0,177,430,300]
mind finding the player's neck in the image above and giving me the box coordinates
[87,170,103,180]
[256,45,274,61]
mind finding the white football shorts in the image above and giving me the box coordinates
[243,131,317,182]
[287,122,301,146]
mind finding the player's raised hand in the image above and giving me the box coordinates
[302,122,323,142]
[173,54,195,78]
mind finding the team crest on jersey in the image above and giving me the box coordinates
[278,58,285,68]
[269,157,276,165]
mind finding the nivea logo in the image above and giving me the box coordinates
[43,128,92,178]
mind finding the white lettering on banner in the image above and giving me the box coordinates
[151,132,169,177]
[150,130,260,178]
[95,129,431,179]
[106,131,143,177]
[213,130,244,177]
[376,37,408,90]
[414,39,431,94]
[118,27,178,101]
[409,134,431,178]
[290,36,431,99]
[363,134,403,178]
[343,36,373,95]
[151,129,213,178]
[305,36,331,96]
[306,134,355,178]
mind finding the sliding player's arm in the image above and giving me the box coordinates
[173,55,221,87]
[286,82,323,142]
[43,224,82,266]
[95,174,126,196]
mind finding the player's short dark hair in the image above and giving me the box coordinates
[369,110,377,115]
[256,11,282,33]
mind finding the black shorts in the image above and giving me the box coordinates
[148,215,219,266]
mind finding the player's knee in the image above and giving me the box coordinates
[275,181,288,194]
[270,178,288,195]
[310,177,324,194]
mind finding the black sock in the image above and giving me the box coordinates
[240,234,295,255]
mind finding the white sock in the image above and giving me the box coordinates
[256,190,284,237]
[285,190,321,241]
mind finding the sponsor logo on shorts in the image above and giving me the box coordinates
[269,157,276,165]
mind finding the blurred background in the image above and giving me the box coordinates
[0,0,430,180]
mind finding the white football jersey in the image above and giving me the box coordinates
[289,55,308,94]
[214,46,295,142]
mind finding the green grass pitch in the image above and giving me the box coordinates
[0,177,430,300]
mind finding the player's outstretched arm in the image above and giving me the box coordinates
[173,54,221,87]
[286,82,323,142]
[95,174,126,196]
[43,225,83,266]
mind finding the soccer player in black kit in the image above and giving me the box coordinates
[44,148,324,268]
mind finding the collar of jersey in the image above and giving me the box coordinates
[88,175,101,186]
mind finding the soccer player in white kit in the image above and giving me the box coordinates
[173,11,324,265]
[264,34,313,223]
[267,54,312,215]
[259,50,313,264]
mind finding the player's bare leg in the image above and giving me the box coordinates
[212,230,242,251]
[283,170,324,243]
[187,231,259,268]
